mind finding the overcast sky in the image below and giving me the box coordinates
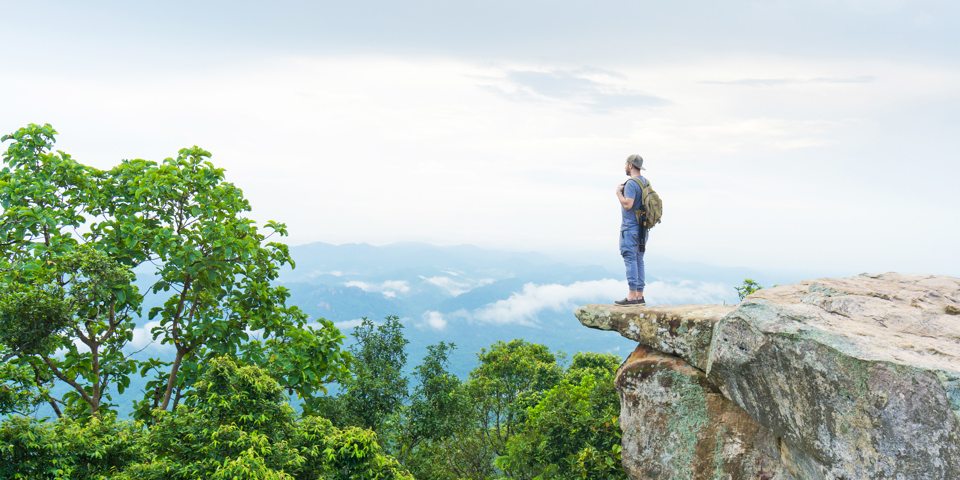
[2,0,958,277]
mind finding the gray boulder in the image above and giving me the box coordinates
[577,273,960,479]
[709,273,960,479]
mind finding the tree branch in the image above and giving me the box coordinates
[159,280,196,411]
[41,356,98,417]
[45,394,63,419]
[158,348,184,412]
[97,303,119,344]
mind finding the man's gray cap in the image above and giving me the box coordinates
[626,154,646,170]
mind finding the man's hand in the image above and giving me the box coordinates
[617,182,634,210]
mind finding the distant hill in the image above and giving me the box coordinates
[274,241,809,380]
[90,241,812,418]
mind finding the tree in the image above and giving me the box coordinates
[0,414,144,480]
[0,124,140,418]
[316,320,481,478]
[447,340,563,478]
[394,341,472,477]
[0,124,349,419]
[468,339,565,453]
[319,316,409,433]
[495,373,626,480]
[1,357,412,480]
[734,278,763,301]
[403,341,467,449]
[565,351,622,384]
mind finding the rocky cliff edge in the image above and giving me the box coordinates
[576,272,960,480]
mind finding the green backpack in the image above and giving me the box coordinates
[628,176,662,229]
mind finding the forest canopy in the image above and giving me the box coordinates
[0,124,626,479]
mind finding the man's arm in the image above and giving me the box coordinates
[617,183,635,210]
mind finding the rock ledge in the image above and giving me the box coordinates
[578,273,960,480]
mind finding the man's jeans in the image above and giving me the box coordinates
[620,228,648,292]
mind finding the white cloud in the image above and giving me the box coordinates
[123,320,175,357]
[334,319,366,330]
[128,320,161,350]
[470,279,623,326]
[464,279,732,326]
[419,311,448,330]
[345,280,410,298]
[419,275,498,296]
[419,275,471,296]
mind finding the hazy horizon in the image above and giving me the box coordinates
[3,1,958,277]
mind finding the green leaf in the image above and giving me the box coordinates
[112,286,126,304]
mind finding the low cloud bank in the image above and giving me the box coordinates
[420,311,448,330]
[471,279,625,326]
[345,280,410,298]
[419,275,495,297]
[417,279,733,329]
[420,276,472,296]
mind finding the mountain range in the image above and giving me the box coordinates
[274,241,808,378]
[41,241,816,418]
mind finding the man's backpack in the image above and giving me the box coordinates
[628,176,662,229]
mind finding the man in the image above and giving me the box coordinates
[615,154,648,306]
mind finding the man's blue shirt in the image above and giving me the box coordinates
[620,176,646,231]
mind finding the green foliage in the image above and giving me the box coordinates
[1,358,411,479]
[430,429,498,479]
[0,282,73,355]
[397,440,463,480]
[313,326,629,479]
[4,333,628,479]
[0,416,73,479]
[469,339,565,449]
[296,418,412,480]
[0,415,143,480]
[0,123,349,420]
[565,351,621,384]
[405,341,468,443]
[120,356,303,479]
[734,278,763,301]
[117,356,411,480]
[495,373,626,479]
[392,341,474,478]
[0,123,630,477]
[318,316,409,432]
[0,362,45,415]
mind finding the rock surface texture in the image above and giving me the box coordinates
[577,273,960,480]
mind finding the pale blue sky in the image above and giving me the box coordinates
[2,1,958,276]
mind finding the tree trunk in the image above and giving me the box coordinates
[159,348,184,411]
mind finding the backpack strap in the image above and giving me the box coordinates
[627,176,647,213]
[628,177,649,237]
[629,176,649,189]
